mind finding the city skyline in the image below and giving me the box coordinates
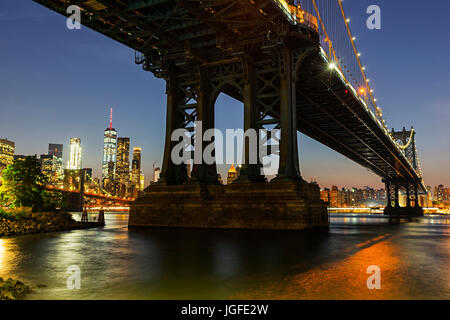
[0,0,449,188]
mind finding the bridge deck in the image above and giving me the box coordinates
[34,0,425,192]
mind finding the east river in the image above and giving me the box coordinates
[1,213,449,299]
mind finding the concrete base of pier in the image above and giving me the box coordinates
[384,206,424,217]
[129,181,328,230]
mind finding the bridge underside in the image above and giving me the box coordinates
[34,0,424,221]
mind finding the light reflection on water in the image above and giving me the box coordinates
[0,213,449,299]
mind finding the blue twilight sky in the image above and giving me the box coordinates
[0,0,449,188]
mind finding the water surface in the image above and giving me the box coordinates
[1,213,449,299]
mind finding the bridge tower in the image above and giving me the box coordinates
[383,127,423,217]
[128,1,328,230]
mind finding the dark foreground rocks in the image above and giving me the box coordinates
[0,278,31,300]
[0,212,101,237]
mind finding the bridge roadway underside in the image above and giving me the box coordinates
[34,0,423,223]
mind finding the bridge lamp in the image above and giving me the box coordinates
[329,62,336,70]
[346,18,350,23]
[352,37,356,41]
[357,52,361,57]
[362,66,366,70]
[359,88,365,94]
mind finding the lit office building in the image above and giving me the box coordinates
[48,143,64,184]
[116,137,130,197]
[102,108,117,186]
[153,167,160,184]
[131,147,141,185]
[0,138,15,181]
[68,138,82,170]
[140,174,145,191]
[40,154,57,184]
[116,138,130,183]
[48,144,63,158]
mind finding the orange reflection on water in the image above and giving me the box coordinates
[235,236,411,300]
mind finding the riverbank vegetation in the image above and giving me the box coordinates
[0,278,31,300]
[0,156,65,212]
[0,157,100,237]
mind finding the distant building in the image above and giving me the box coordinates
[40,154,57,184]
[116,137,130,197]
[140,174,145,191]
[131,147,141,186]
[434,184,445,202]
[0,138,15,181]
[84,168,93,183]
[48,143,63,159]
[320,188,330,204]
[102,108,117,186]
[227,164,238,184]
[329,186,340,207]
[48,143,64,184]
[64,169,82,191]
[14,155,27,161]
[153,167,160,184]
[103,160,118,195]
[68,138,82,170]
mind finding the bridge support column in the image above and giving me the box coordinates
[274,47,301,182]
[384,180,392,209]
[414,181,420,208]
[159,74,189,185]
[190,68,218,185]
[394,182,400,208]
[406,182,411,207]
[235,61,265,183]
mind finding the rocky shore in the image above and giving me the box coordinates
[0,211,101,238]
[0,278,31,300]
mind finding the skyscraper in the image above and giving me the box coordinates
[153,167,160,184]
[68,138,82,170]
[116,137,130,196]
[0,138,15,181]
[48,143,63,159]
[48,143,64,184]
[131,147,141,186]
[102,108,117,186]
[40,154,57,183]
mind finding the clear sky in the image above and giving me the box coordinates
[0,0,449,189]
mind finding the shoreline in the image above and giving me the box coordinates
[0,212,103,238]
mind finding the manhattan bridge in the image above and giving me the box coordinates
[34,0,427,228]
